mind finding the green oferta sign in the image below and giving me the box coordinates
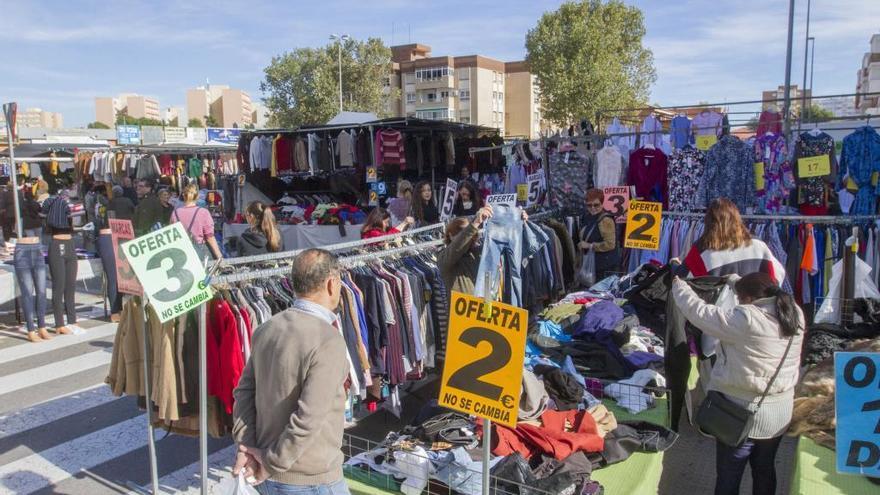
[121,223,212,322]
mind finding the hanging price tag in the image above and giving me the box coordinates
[797,155,831,178]
[368,190,378,206]
[602,186,630,224]
[754,162,766,191]
[695,135,717,151]
[121,223,212,322]
[516,184,528,203]
[623,201,663,250]
[366,166,377,183]
[526,173,542,206]
[109,219,142,296]
[439,179,457,221]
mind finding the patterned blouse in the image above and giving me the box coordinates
[697,135,756,211]
[794,132,837,210]
[753,133,795,213]
[668,147,706,212]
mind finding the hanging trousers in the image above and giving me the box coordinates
[14,243,48,332]
[97,231,122,314]
[48,237,78,327]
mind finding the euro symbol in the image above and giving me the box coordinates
[501,394,514,409]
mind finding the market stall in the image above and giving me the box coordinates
[222,222,362,251]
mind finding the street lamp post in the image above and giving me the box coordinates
[800,0,812,130]
[330,34,350,113]
[809,37,816,95]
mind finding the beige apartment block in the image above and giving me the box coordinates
[761,85,812,115]
[389,43,543,138]
[94,93,160,125]
[856,33,880,115]
[187,85,252,127]
[14,107,64,128]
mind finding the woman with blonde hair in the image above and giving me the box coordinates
[681,198,785,284]
[238,201,283,256]
[172,183,222,262]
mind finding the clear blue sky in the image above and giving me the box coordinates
[1,0,877,126]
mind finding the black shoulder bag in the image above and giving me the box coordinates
[695,336,794,447]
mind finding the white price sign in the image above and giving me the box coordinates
[486,194,517,209]
[440,179,458,221]
[526,173,542,206]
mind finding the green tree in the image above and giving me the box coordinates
[525,0,656,126]
[187,118,204,128]
[261,37,399,127]
[745,116,759,131]
[168,117,179,127]
[87,121,110,129]
[802,105,835,123]
[204,114,220,127]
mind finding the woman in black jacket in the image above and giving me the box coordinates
[237,201,283,256]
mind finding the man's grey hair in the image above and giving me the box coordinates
[290,249,340,296]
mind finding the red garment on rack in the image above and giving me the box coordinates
[481,409,604,460]
[274,136,294,175]
[158,155,174,176]
[206,298,245,414]
[375,130,407,169]
[756,110,783,137]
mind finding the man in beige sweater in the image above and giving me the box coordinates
[232,248,351,495]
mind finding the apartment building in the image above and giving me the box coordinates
[94,93,161,126]
[12,107,64,128]
[388,43,543,138]
[761,85,812,115]
[186,85,253,128]
[856,33,880,115]
[815,96,859,118]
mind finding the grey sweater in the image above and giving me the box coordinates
[232,309,349,485]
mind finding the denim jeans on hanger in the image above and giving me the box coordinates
[475,203,523,306]
[14,243,48,332]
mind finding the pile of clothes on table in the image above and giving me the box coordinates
[790,298,880,451]
[345,270,679,495]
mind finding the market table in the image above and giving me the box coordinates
[223,223,364,251]
[790,436,878,494]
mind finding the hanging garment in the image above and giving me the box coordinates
[670,115,692,149]
[627,147,668,207]
[594,145,626,188]
[640,114,663,148]
[697,135,755,211]
[839,126,880,215]
[793,132,837,215]
[667,147,706,212]
[375,129,407,169]
[691,110,723,137]
[753,133,795,213]
[756,110,782,137]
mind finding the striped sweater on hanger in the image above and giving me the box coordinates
[683,238,786,286]
[375,129,407,168]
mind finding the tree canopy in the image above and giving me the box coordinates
[525,0,656,126]
[801,105,835,123]
[187,118,204,128]
[87,121,110,129]
[115,110,162,127]
[261,37,398,128]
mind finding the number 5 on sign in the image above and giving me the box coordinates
[439,292,527,428]
[121,223,212,322]
[623,200,663,250]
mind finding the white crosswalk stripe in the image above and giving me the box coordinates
[0,319,232,495]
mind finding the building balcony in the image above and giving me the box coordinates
[415,76,454,90]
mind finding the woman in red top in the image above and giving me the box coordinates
[360,207,414,239]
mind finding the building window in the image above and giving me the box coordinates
[425,92,436,102]
[416,109,452,121]
[406,93,416,104]
[440,91,449,99]
[383,77,390,87]
[460,116,470,123]
[459,90,470,101]
[415,67,452,81]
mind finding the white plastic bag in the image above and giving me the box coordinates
[815,257,880,324]
[576,250,596,287]
[213,473,259,495]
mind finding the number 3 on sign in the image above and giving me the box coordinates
[623,200,663,250]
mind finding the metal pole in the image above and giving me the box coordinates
[199,303,208,495]
[3,103,23,238]
[141,297,160,494]
[338,41,344,113]
[482,419,491,495]
[809,38,816,94]
[800,0,811,132]
[782,0,796,144]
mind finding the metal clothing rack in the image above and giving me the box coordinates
[223,221,446,266]
[662,211,880,224]
[339,238,445,267]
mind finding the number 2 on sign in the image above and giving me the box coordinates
[623,200,663,250]
[446,327,511,400]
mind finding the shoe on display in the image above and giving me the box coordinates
[27,331,43,343]
[54,326,72,335]
[38,328,52,340]
[110,313,121,323]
